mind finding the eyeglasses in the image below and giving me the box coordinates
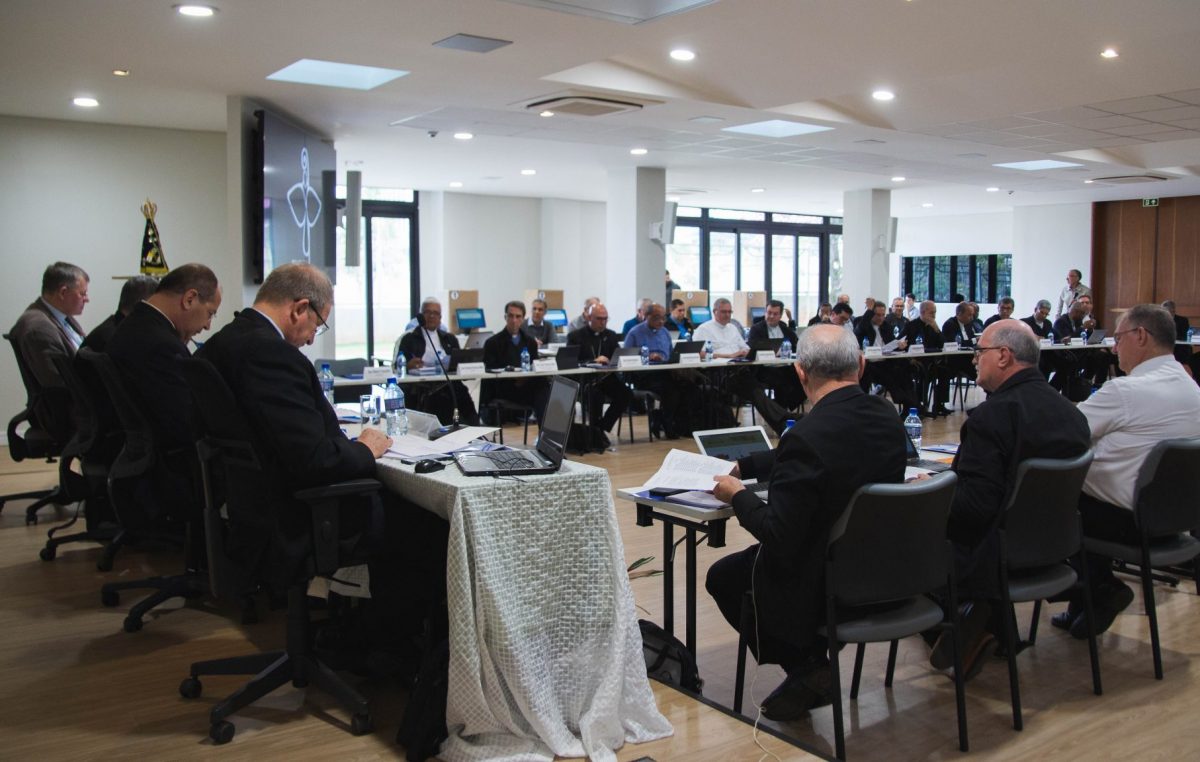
[972,345,1007,357]
[313,309,330,337]
[1112,326,1143,344]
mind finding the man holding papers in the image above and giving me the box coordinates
[706,325,907,721]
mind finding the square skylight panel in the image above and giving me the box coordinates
[722,119,833,138]
[992,159,1083,170]
[267,59,408,90]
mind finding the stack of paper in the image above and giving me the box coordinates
[640,449,735,491]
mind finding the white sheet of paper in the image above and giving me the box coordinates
[618,355,643,368]
[640,448,736,491]
[455,362,485,376]
[677,353,701,364]
[533,358,557,372]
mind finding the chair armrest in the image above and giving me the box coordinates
[294,479,382,576]
[293,478,382,504]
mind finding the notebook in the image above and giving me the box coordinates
[454,376,579,476]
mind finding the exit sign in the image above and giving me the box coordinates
[1143,198,1159,207]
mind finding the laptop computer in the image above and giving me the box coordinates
[554,344,581,370]
[464,331,493,349]
[1084,328,1106,345]
[750,338,784,355]
[906,434,952,472]
[586,346,641,368]
[670,340,705,363]
[693,425,774,496]
[447,348,484,372]
[454,376,579,476]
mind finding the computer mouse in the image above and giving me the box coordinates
[413,458,446,474]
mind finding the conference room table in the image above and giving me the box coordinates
[372,456,672,762]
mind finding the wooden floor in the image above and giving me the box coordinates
[2,390,1199,760]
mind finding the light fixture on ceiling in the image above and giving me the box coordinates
[750,187,765,193]
[539,110,554,117]
[630,147,648,155]
[453,132,474,140]
[872,89,895,101]
[520,169,536,176]
[1101,47,1119,59]
[112,69,130,77]
[267,59,409,90]
[670,48,696,61]
[72,96,99,108]
[993,159,1082,170]
[689,115,724,124]
[175,4,217,17]
[723,119,833,138]
[891,176,906,182]
[1084,179,1094,184]
[448,181,463,188]
[986,186,1000,192]
[921,202,934,208]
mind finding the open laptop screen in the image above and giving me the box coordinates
[693,426,773,461]
[536,376,579,465]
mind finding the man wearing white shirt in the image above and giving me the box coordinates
[1056,304,1200,638]
[1055,268,1093,319]
[693,298,749,358]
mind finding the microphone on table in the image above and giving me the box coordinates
[423,326,467,440]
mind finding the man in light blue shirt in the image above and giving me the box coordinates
[624,303,700,438]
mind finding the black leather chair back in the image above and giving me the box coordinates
[826,472,957,607]
[4,333,67,460]
[1002,450,1093,570]
[76,348,156,483]
[1133,438,1200,538]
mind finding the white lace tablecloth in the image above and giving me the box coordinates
[376,458,672,761]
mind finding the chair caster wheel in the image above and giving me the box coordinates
[26,515,37,526]
[210,720,235,745]
[179,676,202,699]
[39,546,56,562]
[351,713,374,736]
[123,615,143,633]
[101,590,119,607]
[96,556,114,572]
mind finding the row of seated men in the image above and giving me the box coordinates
[9,260,445,672]
[703,312,1200,720]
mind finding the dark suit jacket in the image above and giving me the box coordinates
[398,326,461,369]
[1021,315,1053,338]
[731,385,907,655]
[566,326,621,363]
[1053,314,1084,340]
[949,367,1090,595]
[903,319,945,351]
[853,319,888,348]
[747,320,798,347]
[81,310,124,353]
[9,299,83,389]
[483,330,539,370]
[1173,314,1191,341]
[105,302,194,452]
[941,316,976,346]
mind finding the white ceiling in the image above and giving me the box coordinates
[4,0,1200,217]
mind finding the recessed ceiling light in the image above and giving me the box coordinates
[453,132,474,140]
[891,176,906,182]
[267,59,408,90]
[175,4,216,17]
[872,89,895,101]
[670,49,696,62]
[723,119,833,138]
[448,181,463,188]
[1084,179,1094,184]
[750,187,765,193]
[1101,47,1119,59]
[986,186,1000,192]
[72,97,99,108]
[520,169,536,176]
[993,159,1083,170]
[630,147,648,156]
[112,69,130,77]
[921,202,934,208]
[539,110,554,117]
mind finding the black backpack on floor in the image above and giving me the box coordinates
[638,619,702,694]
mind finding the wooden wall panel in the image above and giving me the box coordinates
[1156,196,1200,320]
[1094,199,1158,323]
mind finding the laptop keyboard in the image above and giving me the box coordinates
[481,449,537,469]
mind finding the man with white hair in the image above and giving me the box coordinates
[706,325,908,720]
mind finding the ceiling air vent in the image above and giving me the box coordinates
[526,94,644,117]
[1092,174,1169,185]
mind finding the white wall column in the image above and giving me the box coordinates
[606,167,665,318]
[841,189,891,303]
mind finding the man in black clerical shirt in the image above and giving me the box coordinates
[482,300,550,424]
[566,302,630,445]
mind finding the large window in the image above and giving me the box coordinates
[665,207,843,321]
[333,191,420,361]
[901,254,1013,304]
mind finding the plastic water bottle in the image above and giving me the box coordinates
[640,345,649,365]
[780,340,792,360]
[520,346,531,372]
[904,408,923,451]
[395,351,407,378]
[384,377,408,436]
[1080,329,1089,344]
[862,337,870,352]
[915,334,924,347]
[318,363,335,407]
[1189,328,1195,344]
[784,418,796,435]
[704,339,714,361]
[1049,330,1056,344]
[679,328,689,341]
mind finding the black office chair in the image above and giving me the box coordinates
[177,357,380,744]
[78,348,206,630]
[1,333,72,525]
[1082,438,1200,679]
[998,451,1101,731]
[733,473,967,760]
[37,354,122,561]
